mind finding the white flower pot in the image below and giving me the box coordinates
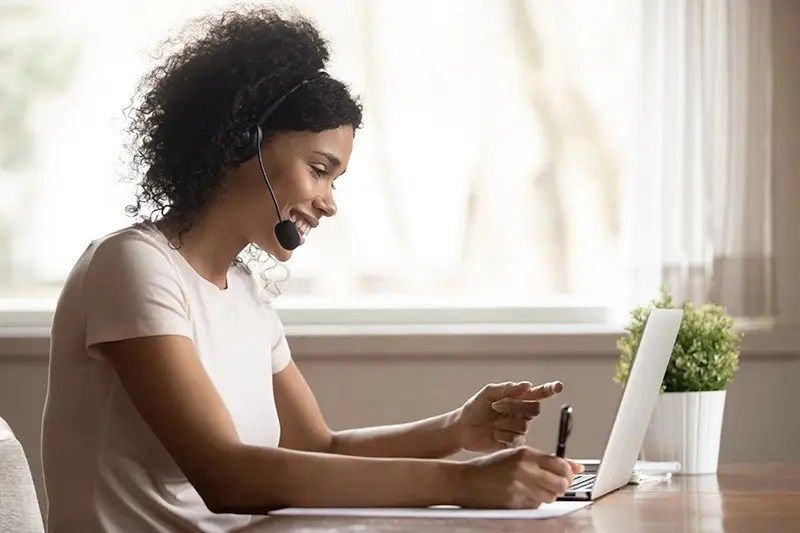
[641,390,727,474]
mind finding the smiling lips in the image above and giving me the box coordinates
[289,212,314,242]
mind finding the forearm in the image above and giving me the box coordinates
[329,408,463,459]
[209,443,462,513]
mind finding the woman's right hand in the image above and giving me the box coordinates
[454,446,584,509]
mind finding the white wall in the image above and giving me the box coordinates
[302,354,800,463]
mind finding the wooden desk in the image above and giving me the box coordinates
[239,463,800,532]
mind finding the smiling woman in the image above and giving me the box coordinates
[122,6,362,287]
[39,6,368,530]
[39,6,584,530]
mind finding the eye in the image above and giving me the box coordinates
[309,165,337,190]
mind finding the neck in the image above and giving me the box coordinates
[156,204,249,290]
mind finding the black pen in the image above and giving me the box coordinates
[556,404,573,458]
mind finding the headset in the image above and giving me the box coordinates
[233,77,315,251]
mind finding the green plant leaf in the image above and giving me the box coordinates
[613,284,742,392]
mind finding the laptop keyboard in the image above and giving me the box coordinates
[568,474,596,491]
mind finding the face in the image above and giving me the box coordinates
[232,125,353,262]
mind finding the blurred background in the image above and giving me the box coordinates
[1,0,635,311]
[1,0,798,520]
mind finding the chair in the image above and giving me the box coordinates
[0,417,45,532]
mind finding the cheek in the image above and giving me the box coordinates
[254,162,314,214]
[247,172,285,216]
[286,169,315,198]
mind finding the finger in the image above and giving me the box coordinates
[491,439,509,452]
[493,429,526,447]
[494,415,530,435]
[530,465,570,495]
[502,381,533,397]
[515,381,564,401]
[537,455,573,480]
[481,381,531,401]
[491,399,541,417]
[523,499,543,510]
[527,485,558,505]
[567,459,585,474]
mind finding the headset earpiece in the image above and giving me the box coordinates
[233,125,262,163]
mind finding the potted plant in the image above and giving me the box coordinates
[614,286,743,474]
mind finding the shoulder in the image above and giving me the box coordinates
[84,223,180,287]
[91,222,170,260]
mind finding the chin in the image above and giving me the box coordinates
[245,233,285,260]
[260,237,294,262]
[274,247,293,262]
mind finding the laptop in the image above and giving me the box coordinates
[559,307,683,501]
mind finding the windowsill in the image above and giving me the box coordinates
[1,322,797,359]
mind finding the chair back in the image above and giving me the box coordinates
[0,417,44,532]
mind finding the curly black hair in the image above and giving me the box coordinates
[123,5,363,253]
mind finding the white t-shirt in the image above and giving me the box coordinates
[41,221,292,532]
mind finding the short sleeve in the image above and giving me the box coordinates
[270,311,292,374]
[83,232,194,359]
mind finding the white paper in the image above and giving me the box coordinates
[269,501,591,519]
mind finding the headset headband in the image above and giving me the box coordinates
[254,70,325,128]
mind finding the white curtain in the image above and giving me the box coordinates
[627,0,773,317]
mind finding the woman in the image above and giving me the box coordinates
[41,7,582,532]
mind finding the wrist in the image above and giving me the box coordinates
[445,407,466,453]
[437,459,470,506]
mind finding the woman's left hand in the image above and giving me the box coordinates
[454,380,564,452]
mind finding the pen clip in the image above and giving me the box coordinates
[561,405,573,439]
[556,404,573,457]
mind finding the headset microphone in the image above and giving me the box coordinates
[233,78,316,251]
[254,127,302,250]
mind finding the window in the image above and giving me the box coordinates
[0,0,639,323]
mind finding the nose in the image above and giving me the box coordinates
[313,193,336,217]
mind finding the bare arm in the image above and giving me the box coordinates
[273,360,462,458]
[273,360,334,453]
[330,411,462,458]
[268,367,582,509]
[99,335,462,514]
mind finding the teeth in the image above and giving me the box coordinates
[295,217,310,236]
[290,212,312,237]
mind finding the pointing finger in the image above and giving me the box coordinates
[481,381,532,401]
[516,381,564,401]
[501,381,533,398]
